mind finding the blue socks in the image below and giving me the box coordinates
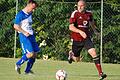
[16,54,36,73]
[16,54,28,65]
[25,58,35,73]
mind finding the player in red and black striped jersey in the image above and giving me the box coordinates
[68,0,107,80]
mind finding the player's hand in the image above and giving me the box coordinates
[79,31,87,39]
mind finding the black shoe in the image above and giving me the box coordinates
[68,58,73,64]
[68,51,73,64]
[25,70,34,75]
[15,65,21,74]
[99,73,107,80]
[29,70,34,74]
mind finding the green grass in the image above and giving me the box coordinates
[0,58,120,80]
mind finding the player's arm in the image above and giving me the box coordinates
[89,21,99,35]
[14,24,30,37]
[89,12,100,35]
[14,12,30,37]
[69,23,87,39]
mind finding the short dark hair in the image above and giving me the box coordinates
[28,0,38,7]
[77,0,86,2]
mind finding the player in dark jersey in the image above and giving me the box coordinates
[68,0,107,80]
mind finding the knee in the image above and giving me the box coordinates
[88,48,97,58]
[74,57,80,62]
[26,53,34,58]
[76,60,79,62]
[33,53,37,58]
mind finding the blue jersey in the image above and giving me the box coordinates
[14,10,40,54]
[14,10,33,35]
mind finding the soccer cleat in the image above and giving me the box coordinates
[25,70,34,75]
[68,57,73,64]
[68,51,73,64]
[29,70,34,74]
[99,73,107,80]
[15,65,21,74]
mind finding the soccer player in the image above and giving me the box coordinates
[68,0,107,80]
[13,0,40,74]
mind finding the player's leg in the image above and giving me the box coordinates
[25,35,40,74]
[88,48,102,74]
[85,38,107,79]
[15,54,28,74]
[25,53,37,74]
[15,33,34,74]
[16,52,34,65]
[68,41,83,64]
[25,57,35,74]
[68,50,81,62]
[88,48,107,80]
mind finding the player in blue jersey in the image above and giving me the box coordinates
[14,0,39,74]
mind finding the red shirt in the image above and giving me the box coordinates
[69,10,93,41]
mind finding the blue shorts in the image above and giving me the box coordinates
[19,33,40,54]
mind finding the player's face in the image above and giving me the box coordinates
[77,1,86,12]
[28,3,37,12]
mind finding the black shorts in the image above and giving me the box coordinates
[72,38,94,57]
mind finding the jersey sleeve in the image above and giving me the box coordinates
[14,12,23,25]
[69,11,77,24]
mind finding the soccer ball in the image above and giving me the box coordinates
[56,70,67,80]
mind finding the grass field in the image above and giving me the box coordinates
[0,58,120,80]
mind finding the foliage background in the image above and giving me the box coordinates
[0,0,120,63]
